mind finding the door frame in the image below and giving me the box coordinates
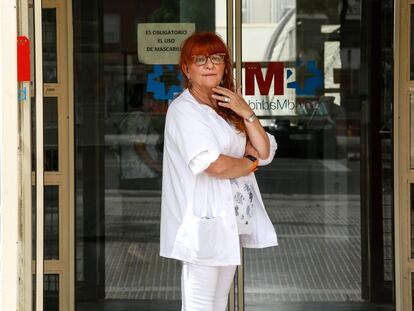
[41,1,71,310]
[63,1,240,310]
[23,0,72,309]
[55,0,413,309]
[394,0,413,310]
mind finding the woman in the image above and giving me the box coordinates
[160,32,278,311]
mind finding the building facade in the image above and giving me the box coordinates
[1,0,413,310]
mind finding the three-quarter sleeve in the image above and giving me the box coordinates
[258,132,277,166]
[171,111,221,174]
[189,150,220,175]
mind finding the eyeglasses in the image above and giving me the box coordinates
[192,53,226,66]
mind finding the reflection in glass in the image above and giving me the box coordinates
[44,274,59,311]
[44,97,59,171]
[73,0,224,309]
[243,0,360,303]
[242,0,393,308]
[42,9,58,83]
[72,0,395,310]
[45,186,59,260]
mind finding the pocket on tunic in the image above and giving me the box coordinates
[175,212,221,260]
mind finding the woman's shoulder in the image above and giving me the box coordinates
[167,89,203,118]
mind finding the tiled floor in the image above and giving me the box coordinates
[102,192,362,302]
[74,155,395,310]
[75,189,393,310]
[244,194,361,303]
[77,301,392,311]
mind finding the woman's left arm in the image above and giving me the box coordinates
[212,86,270,159]
[243,115,270,159]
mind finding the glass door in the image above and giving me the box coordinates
[72,1,230,310]
[239,0,394,310]
[69,0,398,310]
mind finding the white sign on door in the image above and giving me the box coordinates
[137,23,195,65]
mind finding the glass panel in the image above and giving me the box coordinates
[380,0,395,289]
[42,8,58,83]
[44,274,59,311]
[412,272,414,311]
[73,1,224,309]
[44,97,59,171]
[43,97,59,171]
[382,146,393,281]
[44,186,59,260]
[31,96,59,259]
[411,5,414,80]
[32,96,58,171]
[411,92,414,168]
[33,275,60,311]
[243,0,394,309]
[412,184,414,258]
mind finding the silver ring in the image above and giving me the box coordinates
[224,97,230,103]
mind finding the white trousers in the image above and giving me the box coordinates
[181,261,237,311]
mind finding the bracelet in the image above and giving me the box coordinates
[244,155,258,173]
[251,161,258,172]
[245,112,257,123]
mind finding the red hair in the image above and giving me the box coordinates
[179,32,246,134]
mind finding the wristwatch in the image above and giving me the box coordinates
[244,154,258,172]
[245,112,257,123]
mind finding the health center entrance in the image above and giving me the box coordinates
[25,0,412,309]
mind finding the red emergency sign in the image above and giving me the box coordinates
[17,36,30,82]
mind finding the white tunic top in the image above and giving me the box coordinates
[160,89,278,266]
